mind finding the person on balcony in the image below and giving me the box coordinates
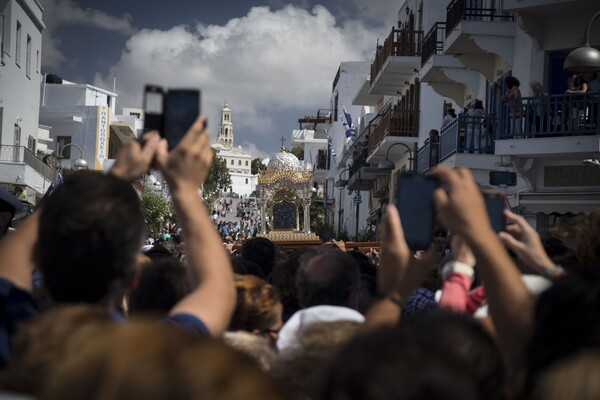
[502,76,523,137]
[441,108,457,130]
[529,81,549,135]
[565,73,589,131]
[465,100,485,153]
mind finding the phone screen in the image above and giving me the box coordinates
[396,173,440,250]
[143,85,164,134]
[163,89,200,150]
[484,193,506,233]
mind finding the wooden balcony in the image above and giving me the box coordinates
[367,106,419,154]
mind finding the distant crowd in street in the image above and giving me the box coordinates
[0,116,598,399]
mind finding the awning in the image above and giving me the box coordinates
[518,192,600,214]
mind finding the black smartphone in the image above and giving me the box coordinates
[489,171,516,186]
[396,173,440,250]
[163,89,200,150]
[143,85,164,134]
[484,193,506,233]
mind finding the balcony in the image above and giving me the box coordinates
[0,146,56,182]
[444,0,515,82]
[367,104,419,157]
[416,140,440,174]
[420,22,482,107]
[369,26,423,96]
[439,114,496,162]
[495,92,600,158]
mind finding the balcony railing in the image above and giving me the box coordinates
[439,114,496,162]
[371,27,423,84]
[446,0,514,36]
[367,106,419,153]
[421,23,446,67]
[416,140,441,174]
[499,92,600,139]
[0,146,56,182]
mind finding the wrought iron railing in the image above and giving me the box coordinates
[499,92,600,138]
[439,114,496,162]
[367,106,419,153]
[371,27,423,83]
[0,146,56,182]
[446,0,514,36]
[421,22,446,67]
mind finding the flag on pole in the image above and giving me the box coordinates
[328,136,337,158]
[340,105,356,140]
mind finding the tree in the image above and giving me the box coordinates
[141,190,172,238]
[291,146,304,161]
[203,148,232,209]
[251,157,267,175]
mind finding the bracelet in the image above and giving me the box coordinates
[440,260,475,281]
[377,292,404,308]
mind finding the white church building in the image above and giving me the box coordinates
[211,104,256,196]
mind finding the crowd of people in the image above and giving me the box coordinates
[0,117,598,399]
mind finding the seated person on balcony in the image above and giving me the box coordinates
[501,76,522,136]
[465,100,485,152]
[441,108,457,129]
[529,81,549,134]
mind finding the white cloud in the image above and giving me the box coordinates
[94,4,379,154]
[41,0,135,69]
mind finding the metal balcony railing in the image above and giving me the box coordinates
[0,146,56,182]
[367,106,419,153]
[499,92,600,138]
[371,27,423,84]
[416,140,441,174]
[421,23,446,67]
[439,114,496,162]
[446,0,514,36]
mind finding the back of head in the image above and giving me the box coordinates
[229,274,281,333]
[43,325,283,400]
[505,76,520,88]
[241,237,276,278]
[321,326,478,400]
[35,171,145,304]
[270,249,307,321]
[230,256,265,279]
[128,258,191,316]
[296,249,360,309]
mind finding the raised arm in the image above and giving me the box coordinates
[155,117,235,337]
[430,167,534,369]
[0,210,39,291]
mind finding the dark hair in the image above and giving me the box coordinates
[321,326,478,400]
[230,256,265,279]
[505,76,521,88]
[523,268,600,397]
[296,249,360,309]
[241,238,277,278]
[128,258,191,316]
[270,249,306,321]
[35,171,145,304]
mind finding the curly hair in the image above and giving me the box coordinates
[229,274,281,332]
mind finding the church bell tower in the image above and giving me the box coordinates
[217,103,233,149]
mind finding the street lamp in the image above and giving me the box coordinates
[564,10,600,72]
[335,168,349,235]
[58,143,88,171]
[377,142,415,172]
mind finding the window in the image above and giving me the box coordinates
[245,160,249,166]
[15,21,21,66]
[26,35,31,76]
[230,159,234,165]
[57,136,72,158]
[245,178,248,184]
[238,160,241,166]
[36,50,39,72]
[13,125,21,160]
[0,14,5,63]
[27,135,36,153]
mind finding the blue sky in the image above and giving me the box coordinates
[40,0,399,157]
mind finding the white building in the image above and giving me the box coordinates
[347,0,600,239]
[211,103,256,196]
[0,0,52,204]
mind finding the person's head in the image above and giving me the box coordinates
[42,325,284,400]
[128,258,191,316]
[530,81,544,96]
[448,108,456,117]
[505,76,520,88]
[223,331,278,372]
[296,249,360,309]
[3,305,115,397]
[230,256,265,279]
[429,129,440,138]
[241,237,277,278]
[229,274,283,345]
[35,171,145,304]
[270,249,308,321]
[474,99,484,110]
[321,326,478,400]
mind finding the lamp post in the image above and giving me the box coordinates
[377,142,415,172]
[334,167,350,235]
[58,143,88,171]
[564,9,600,72]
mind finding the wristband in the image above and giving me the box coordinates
[441,260,475,281]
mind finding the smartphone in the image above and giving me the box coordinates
[143,85,164,134]
[489,171,516,186]
[396,173,440,250]
[484,193,506,233]
[163,89,200,150]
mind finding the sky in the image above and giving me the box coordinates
[39,0,400,158]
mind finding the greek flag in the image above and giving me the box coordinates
[328,136,336,158]
[341,106,356,139]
